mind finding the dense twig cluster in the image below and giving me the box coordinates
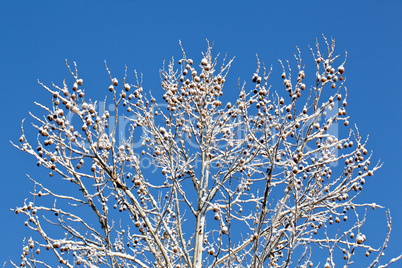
[10,38,401,267]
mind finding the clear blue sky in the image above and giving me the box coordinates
[1,1,401,265]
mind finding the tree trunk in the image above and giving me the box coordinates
[193,211,206,268]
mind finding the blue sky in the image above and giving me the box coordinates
[1,0,401,266]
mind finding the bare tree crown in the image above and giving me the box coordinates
[10,38,401,268]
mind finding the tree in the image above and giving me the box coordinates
[10,37,402,268]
